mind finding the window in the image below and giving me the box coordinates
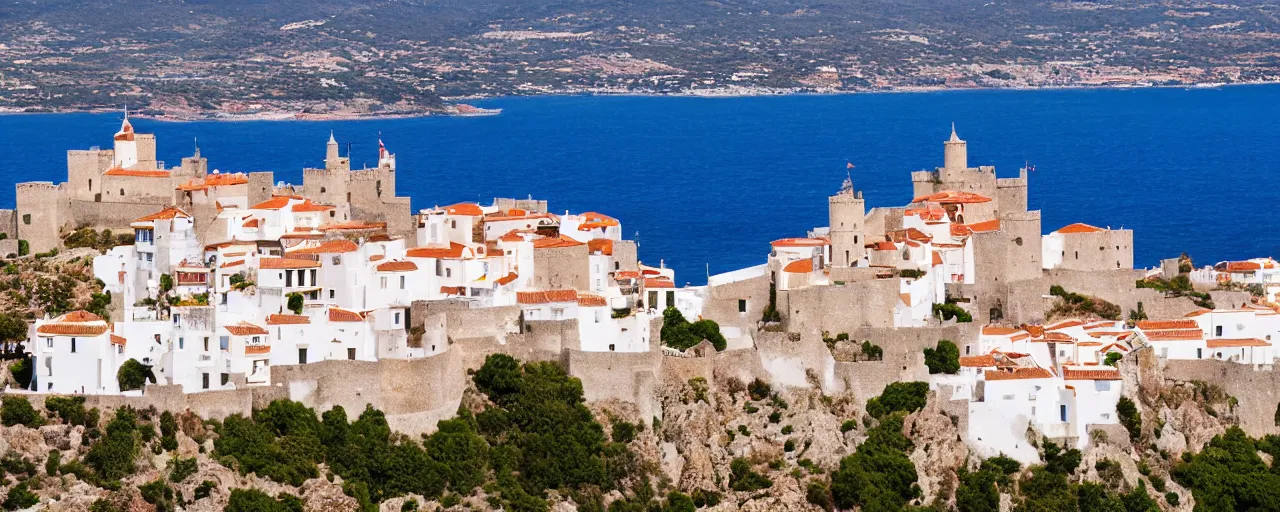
[286,271,293,287]
[666,291,675,306]
[298,348,308,364]
[1095,381,1111,391]
[297,270,305,287]
[446,268,452,278]
[178,337,184,350]
[648,291,658,309]
[451,220,457,229]
[310,269,317,285]
[347,348,356,360]
[204,337,210,351]
[1215,326,1223,336]
[738,299,747,313]
[219,336,229,350]
[380,277,387,289]
[22,214,30,225]
[330,289,335,299]
[965,345,971,355]
[46,338,52,348]
[117,345,124,354]
[609,344,616,351]
[70,338,77,353]
[394,312,401,325]
[173,314,181,325]
[202,373,209,389]
[221,373,229,385]
[252,336,260,344]
[119,188,125,196]
[400,276,406,289]
[1197,348,1202,359]
[1059,405,1067,422]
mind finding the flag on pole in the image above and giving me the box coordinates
[378,138,388,159]
[846,162,855,169]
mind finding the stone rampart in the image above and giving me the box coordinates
[1162,360,1280,437]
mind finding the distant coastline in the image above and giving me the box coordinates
[2,80,1275,122]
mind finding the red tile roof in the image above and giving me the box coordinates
[932,251,944,266]
[517,290,579,304]
[133,206,190,223]
[224,322,269,336]
[407,243,466,259]
[376,260,418,272]
[291,200,335,212]
[982,326,1024,336]
[495,273,518,286]
[287,239,359,254]
[328,307,365,322]
[220,259,245,268]
[1055,223,1105,234]
[783,259,813,273]
[1144,329,1203,341]
[959,355,997,367]
[104,167,170,178]
[259,257,321,269]
[771,237,829,248]
[321,221,387,232]
[445,203,484,216]
[965,218,1001,233]
[36,323,110,336]
[110,334,127,346]
[1206,338,1270,348]
[177,172,249,191]
[577,294,608,307]
[644,278,675,289]
[912,191,993,204]
[588,238,614,255]
[1062,368,1122,381]
[60,311,104,323]
[250,196,293,210]
[1137,320,1199,330]
[533,236,585,249]
[888,228,932,243]
[266,314,310,325]
[245,345,271,355]
[577,212,620,230]
[984,367,1054,381]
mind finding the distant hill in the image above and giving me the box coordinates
[2,0,1278,116]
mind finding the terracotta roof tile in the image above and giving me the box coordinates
[771,238,829,248]
[912,191,993,204]
[577,212,620,230]
[287,239,359,255]
[984,367,1054,380]
[965,218,1001,233]
[1055,223,1105,234]
[1062,368,1122,380]
[783,259,813,273]
[110,334,127,346]
[588,238,614,255]
[517,290,580,304]
[250,196,293,210]
[1206,338,1270,348]
[224,322,269,336]
[291,200,335,212]
[1144,329,1203,341]
[133,206,190,224]
[1137,320,1199,330]
[36,323,110,336]
[932,251,944,266]
[376,260,418,272]
[259,257,321,269]
[321,221,387,232]
[177,172,249,191]
[266,314,310,325]
[245,345,271,355]
[328,307,365,322]
[60,311,104,323]
[533,236,585,249]
[888,228,932,243]
[982,326,1023,336]
[220,259,245,268]
[496,273,518,286]
[959,355,997,367]
[444,203,484,216]
[104,167,170,178]
[440,286,465,295]
[644,278,675,289]
[406,243,466,259]
[577,294,608,307]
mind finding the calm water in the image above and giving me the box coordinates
[2,86,1278,284]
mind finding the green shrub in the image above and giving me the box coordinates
[924,339,960,374]
[1,482,38,510]
[225,489,304,512]
[1,396,46,427]
[768,411,782,423]
[159,411,178,451]
[784,439,796,452]
[1165,492,1179,506]
[781,425,793,435]
[665,491,695,512]
[158,273,173,294]
[690,489,721,508]
[1104,352,1124,367]
[286,292,304,314]
[956,468,999,512]
[729,458,773,492]
[840,420,857,433]
[139,479,176,512]
[85,407,143,483]
[805,480,833,511]
[860,341,883,361]
[169,456,198,482]
[865,382,929,419]
[45,449,61,476]
[116,359,155,392]
[932,303,973,323]
[1117,397,1141,441]
[17,240,28,257]
[46,396,99,427]
[611,421,638,444]
[660,307,727,351]
[8,357,32,390]
[830,413,917,511]
[194,481,216,500]
[747,378,771,401]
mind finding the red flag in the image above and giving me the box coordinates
[846,162,855,169]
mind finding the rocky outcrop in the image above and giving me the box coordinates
[903,397,968,506]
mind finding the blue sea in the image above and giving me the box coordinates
[2,86,1277,285]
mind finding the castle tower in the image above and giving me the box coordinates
[325,131,340,164]
[828,172,866,268]
[943,123,967,173]
[112,108,138,169]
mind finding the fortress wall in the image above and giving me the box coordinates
[493,198,549,214]
[995,175,1029,214]
[68,200,170,231]
[783,278,897,335]
[612,240,639,272]
[1058,229,1134,272]
[1044,269,1201,319]
[16,182,68,254]
[98,175,178,203]
[1162,360,1280,438]
[0,210,17,240]
[565,349,662,420]
[66,150,113,202]
[533,244,590,290]
[703,274,770,333]
[247,172,276,208]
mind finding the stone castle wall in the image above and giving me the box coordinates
[783,278,898,334]
[1058,229,1135,272]
[533,244,590,290]
[1162,360,1280,438]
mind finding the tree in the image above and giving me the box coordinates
[956,468,1000,512]
[225,489,305,512]
[924,340,960,374]
[0,311,28,343]
[8,356,32,390]
[660,306,725,351]
[1,482,38,510]
[286,292,304,314]
[729,458,773,492]
[117,358,154,391]
[830,413,918,511]
[85,408,142,483]
[932,303,973,323]
[159,273,173,294]
[865,382,928,419]
[1104,352,1123,367]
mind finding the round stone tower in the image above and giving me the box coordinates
[828,174,866,268]
[943,123,968,174]
[325,131,340,164]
